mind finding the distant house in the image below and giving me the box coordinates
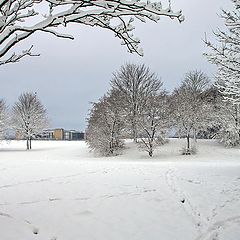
[40,128,84,141]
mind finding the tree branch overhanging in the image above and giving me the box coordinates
[0,0,184,65]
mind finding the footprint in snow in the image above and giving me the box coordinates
[32,227,39,235]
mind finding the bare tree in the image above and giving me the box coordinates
[111,63,162,142]
[0,99,8,139]
[170,71,214,154]
[0,0,184,65]
[12,92,48,150]
[86,90,125,156]
[138,91,169,157]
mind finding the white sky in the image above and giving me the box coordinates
[0,0,233,131]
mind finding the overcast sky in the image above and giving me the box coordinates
[0,0,233,131]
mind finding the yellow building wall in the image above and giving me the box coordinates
[54,129,64,140]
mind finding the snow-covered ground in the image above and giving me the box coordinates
[0,139,239,240]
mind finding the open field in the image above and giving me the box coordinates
[0,139,240,240]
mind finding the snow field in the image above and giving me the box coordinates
[0,139,239,240]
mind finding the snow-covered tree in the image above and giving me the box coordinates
[199,86,240,147]
[216,102,240,147]
[138,91,169,157]
[204,1,240,146]
[86,90,125,156]
[12,92,48,150]
[111,63,162,142]
[0,99,8,139]
[205,0,240,105]
[170,70,215,154]
[0,0,184,65]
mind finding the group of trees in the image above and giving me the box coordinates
[86,0,240,157]
[0,92,48,149]
[86,63,167,157]
[86,63,240,157]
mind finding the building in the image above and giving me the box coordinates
[64,130,84,141]
[40,128,84,141]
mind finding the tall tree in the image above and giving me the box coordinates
[170,70,214,154]
[111,63,162,142]
[205,0,240,105]
[12,92,48,150]
[0,99,8,139]
[205,0,240,145]
[138,91,169,157]
[86,90,125,156]
[0,0,184,65]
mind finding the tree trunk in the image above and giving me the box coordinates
[132,119,138,143]
[186,134,190,154]
[235,105,240,141]
[193,129,197,142]
[148,144,153,157]
[109,141,113,155]
[30,138,32,150]
[26,138,29,150]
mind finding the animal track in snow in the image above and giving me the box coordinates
[165,168,240,240]
[165,168,208,233]
[0,211,12,218]
[195,215,240,240]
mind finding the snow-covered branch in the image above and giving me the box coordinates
[205,0,240,105]
[0,0,184,65]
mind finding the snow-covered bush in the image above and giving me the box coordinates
[180,145,197,155]
[86,90,125,156]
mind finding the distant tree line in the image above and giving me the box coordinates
[86,63,240,157]
[0,92,48,150]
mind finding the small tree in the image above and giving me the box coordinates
[0,0,184,65]
[111,63,162,142]
[12,92,48,150]
[86,90,125,156]
[138,91,169,157]
[0,99,8,139]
